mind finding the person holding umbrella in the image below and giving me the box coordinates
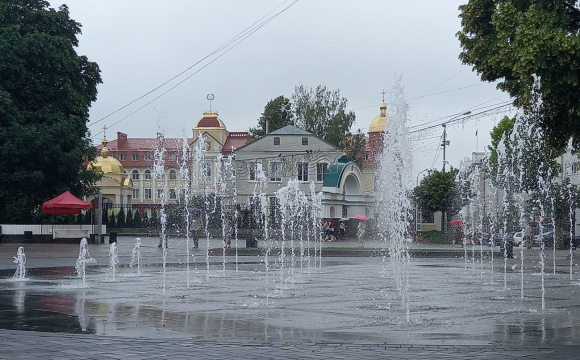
[449,219,464,248]
[355,215,369,247]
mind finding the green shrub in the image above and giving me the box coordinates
[420,230,451,244]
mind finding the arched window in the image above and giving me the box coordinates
[132,169,140,180]
[144,170,152,180]
[169,169,177,180]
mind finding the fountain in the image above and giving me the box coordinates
[129,237,142,276]
[75,238,96,287]
[106,242,119,281]
[12,246,26,280]
[2,82,580,347]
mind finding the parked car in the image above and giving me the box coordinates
[541,231,577,248]
[513,232,523,246]
[492,233,514,247]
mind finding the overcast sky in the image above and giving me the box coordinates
[60,0,514,179]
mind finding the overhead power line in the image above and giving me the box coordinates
[90,0,299,138]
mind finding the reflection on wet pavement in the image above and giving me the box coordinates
[0,258,579,345]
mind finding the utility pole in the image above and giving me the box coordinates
[442,123,450,172]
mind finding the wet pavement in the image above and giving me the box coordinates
[1,236,579,359]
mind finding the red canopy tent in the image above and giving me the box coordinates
[42,191,93,214]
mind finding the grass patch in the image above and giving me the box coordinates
[419,230,451,244]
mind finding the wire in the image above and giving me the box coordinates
[410,67,466,105]
[430,132,444,169]
[409,103,513,134]
[90,0,299,135]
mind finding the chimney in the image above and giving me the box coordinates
[117,132,127,148]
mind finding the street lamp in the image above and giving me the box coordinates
[416,168,430,187]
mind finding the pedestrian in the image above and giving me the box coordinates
[224,213,234,249]
[191,215,202,249]
[357,220,366,248]
[339,221,345,239]
[323,220,330,241]
[452,225,462,248]
[524,223,532,249]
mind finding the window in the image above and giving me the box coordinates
[145,189,152,200]
[133,189,140,200]
[169,170,177,180]
[169,152,177,161]
[342,205,348,218]
[201,160,211,183]
[316,163,327,182]
[132,170,140,180]
[374,176,379,190]
[269,196,280,222]
[362,153,370,161]
[144,153,152,161]
[132,153,138,161]
[144,170,152,180]
[298,163,308,181]
[274,137,280,145]
[119,154,126,161]
[270,162,282,181]
[169,189,177,200]
[157,189,164,199]
[249,162,259,181]
[302,137,308,145]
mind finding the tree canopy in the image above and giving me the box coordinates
[457,0,580,151]
[292,84,356,148]
[249,96,293,137]
[415,168,461,220]
[0,0,102,222]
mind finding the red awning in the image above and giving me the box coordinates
[42,191,93,214]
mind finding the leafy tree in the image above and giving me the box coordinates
[125,208,134,227]
[150,210,159,230]
[133,209,142,228]
[108,211,116,228]
[487,116,516,180]
[142,211,150,228]
[414,168,461,230]
[292,84,356,147]
[457,0,580,151]
[249,96,293,137]
[116,207,126,228]
[0,0,102,223]
[341,129,367,168]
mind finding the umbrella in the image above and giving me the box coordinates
[354,215,370,221]
[449,219,464,225]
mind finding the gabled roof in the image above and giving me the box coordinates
[269,125,312,135]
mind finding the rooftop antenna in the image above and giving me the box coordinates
[207,94,215,112]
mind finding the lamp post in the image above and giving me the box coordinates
[415,169,429,241]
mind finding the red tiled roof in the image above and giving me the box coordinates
[223,132,252,154]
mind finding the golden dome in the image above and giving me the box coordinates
[195,111,226,130]
[88,137,125,175]
[369,101,388,133]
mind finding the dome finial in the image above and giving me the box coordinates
[380,90,387,117]
[101,125,109,158]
